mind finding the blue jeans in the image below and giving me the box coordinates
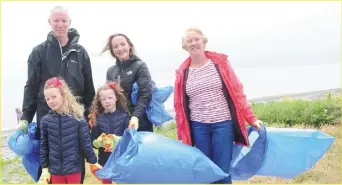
[191,120,235,184]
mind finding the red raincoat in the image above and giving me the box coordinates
[174,51,258,147]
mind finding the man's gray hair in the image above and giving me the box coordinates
[49,6,71,20]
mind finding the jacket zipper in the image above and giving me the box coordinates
[58,115,63,175]
[118,61,124,83]
[108,113,114,134]
[53,33,77,75]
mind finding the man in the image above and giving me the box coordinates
[17,6,95,184]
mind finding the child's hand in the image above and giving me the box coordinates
[93,133,107,148]
[103,134,121,152]
[89,163,103,181]
[38,168,50,184]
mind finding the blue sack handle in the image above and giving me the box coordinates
[230,122,268,180]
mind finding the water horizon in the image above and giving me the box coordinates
[2,62,340,131]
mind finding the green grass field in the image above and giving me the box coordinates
[1,95,340,184]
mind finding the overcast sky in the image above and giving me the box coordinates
[1,1,340,129]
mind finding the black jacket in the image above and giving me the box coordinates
[106,55,153,130]
[91,110,129,166]
[21,28,95,126]
[40,112,97,175]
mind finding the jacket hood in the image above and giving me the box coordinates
[47,28,80,46]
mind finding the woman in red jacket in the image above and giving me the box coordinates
[174,28,262,184]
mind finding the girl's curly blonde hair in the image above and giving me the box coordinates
[44,77,84,120]
[89,81,129,125]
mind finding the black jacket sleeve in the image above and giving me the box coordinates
[82,49,95,117]
[133,62,152,117]
[40,117,49,168]
[78,118,97,164]
[21,49,41,123]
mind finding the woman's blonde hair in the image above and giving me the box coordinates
[44,77,84,120]
[181,27,208,50]
[89,81,129,125]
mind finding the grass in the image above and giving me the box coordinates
[1,96,341,184]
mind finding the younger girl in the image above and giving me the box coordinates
[39,77,101,184]
[89,81,130,184]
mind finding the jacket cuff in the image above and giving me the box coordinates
[41,164,49,168]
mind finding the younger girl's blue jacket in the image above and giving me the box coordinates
[91,110,130,166]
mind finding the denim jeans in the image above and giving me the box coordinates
[191,120,235,184]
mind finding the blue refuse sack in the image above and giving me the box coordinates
[256,127,335,179]
[96,129,228,184]
[22,152,40,182]
[8,123,38,156]
[8,122,41,182]
[230,125,335,180]
[131,81,174,126]
[230,124,267,180]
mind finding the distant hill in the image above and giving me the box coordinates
[166,88,341,115]
[248,88,341,103]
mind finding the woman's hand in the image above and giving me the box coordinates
[128,116,139,130]
[253,120,263,131]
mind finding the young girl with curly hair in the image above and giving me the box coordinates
[89,81,130,184]
[39,77,101,184]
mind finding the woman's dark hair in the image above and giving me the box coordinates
[101,33,136,60]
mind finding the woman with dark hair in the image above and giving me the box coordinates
[102,33,153,132]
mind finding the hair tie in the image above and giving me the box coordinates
[47,77,62,87]
[109,82,116,89]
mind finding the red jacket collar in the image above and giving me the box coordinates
[176,51,228,74]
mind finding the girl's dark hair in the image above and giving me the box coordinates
[101,33,136,60]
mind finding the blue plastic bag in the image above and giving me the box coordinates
[230,125,267,180]
[96,129,228,183]
[8,122,41,182]
[230,125,335,180]
[256,127,334,179]
[131,81,174,126]
[8,123,38,156]
[22,152,40,182]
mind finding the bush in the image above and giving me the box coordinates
[251,95,340,128]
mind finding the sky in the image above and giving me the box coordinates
[1,1,341,130]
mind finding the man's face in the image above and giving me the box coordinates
[48,10,70,39]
